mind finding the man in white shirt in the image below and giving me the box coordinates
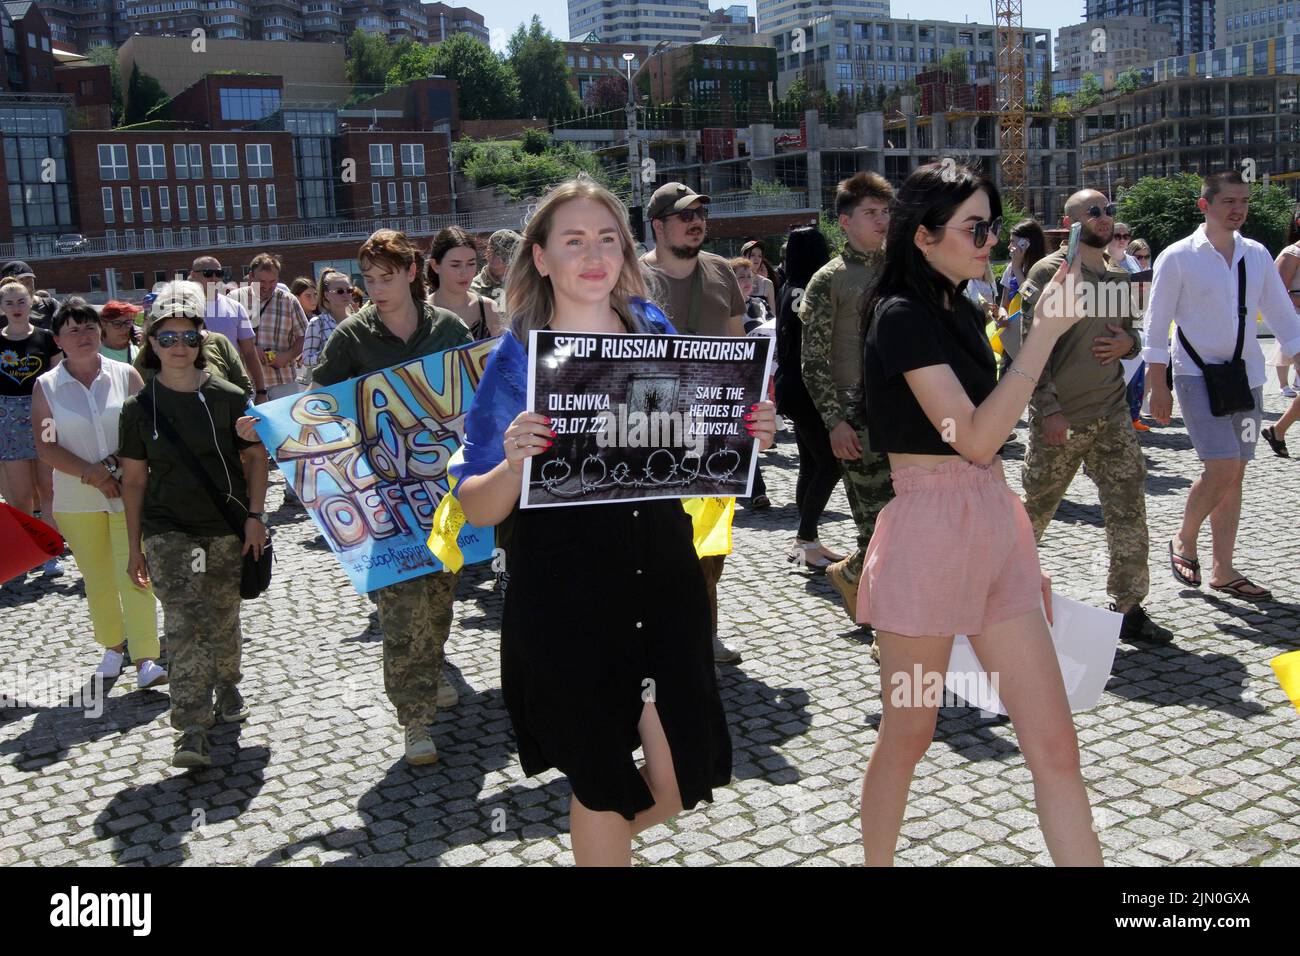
[1144,171,1300,601]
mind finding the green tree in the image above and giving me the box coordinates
[782,75,808,112]
[123,64,168,125]
[1114,68,1141,95]
[938,49,969,85]
[404,34,520,119]
[1117,172,1295,257]
[346,28,410,88]
[508,16,580,120]
[1032,76,1052,111]
[1072,73,1103,110]
[86,45,123,125]
[1052,94,1074,115]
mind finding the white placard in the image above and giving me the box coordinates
[945,595,1122,715]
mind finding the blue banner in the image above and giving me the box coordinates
[253,338,497,593]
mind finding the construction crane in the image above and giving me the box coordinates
[993,0,1028,211]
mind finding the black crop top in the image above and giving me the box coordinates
[863,293,998,455]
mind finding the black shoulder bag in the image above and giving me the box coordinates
[1176,257,1255,417]
[136,389,273,599]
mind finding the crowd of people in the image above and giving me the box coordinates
[2,162,1299,867]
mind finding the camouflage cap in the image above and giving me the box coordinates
[488,229,522,259]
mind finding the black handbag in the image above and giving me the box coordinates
[1176,257,1255,417]
[136,389,273,599]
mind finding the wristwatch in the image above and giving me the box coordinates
[247,512,265,522]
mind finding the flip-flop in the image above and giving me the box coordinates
[1169,541,1201,588]
[1210,577,1273,602]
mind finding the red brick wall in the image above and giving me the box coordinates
[335,131,452,221]
[68,130,299,240]
[459,119,548,140]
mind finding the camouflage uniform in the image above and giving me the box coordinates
[143,532,244,731]
[373,570,459,727]
[468,265,504,311]
[1020,246,1149,608]
[799,243,893,582]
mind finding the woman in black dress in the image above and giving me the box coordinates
[454,177,778,865]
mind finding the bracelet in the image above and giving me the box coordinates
[1006,366,1036,384]
[247,512,265,522]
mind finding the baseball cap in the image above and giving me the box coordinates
[147,282,207,326]
[1,260,35,279]
[488,229,522,259]
[646,182,710,222]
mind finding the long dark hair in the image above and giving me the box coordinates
[863,161,1002,329]
[1011,218,1047,273]
[782,226,832,291]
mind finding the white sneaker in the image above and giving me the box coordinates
[137,660,168,689]
[436,673,459,709]
[42,557,65,578]
[1283,386,1297,398]
[95,649,124,679]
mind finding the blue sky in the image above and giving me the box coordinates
[486,1,1083,57]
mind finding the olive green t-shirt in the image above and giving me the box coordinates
[311,302,472,386]
[118,375,257,539]
[639,250,746,338]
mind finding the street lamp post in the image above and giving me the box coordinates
[623,52,642,217]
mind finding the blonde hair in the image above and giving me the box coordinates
[0,277,31,301]
[505,175,652,343]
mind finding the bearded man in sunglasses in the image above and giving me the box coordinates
[1019,189,1173,645]
[640,181,748,665]
[188,255,268,401]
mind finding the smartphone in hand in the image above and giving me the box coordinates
[1065,222,1083,266]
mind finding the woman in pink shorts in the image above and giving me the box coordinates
[857,162,1103,866]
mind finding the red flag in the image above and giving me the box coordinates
[0,503,64,583]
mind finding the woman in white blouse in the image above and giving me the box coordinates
[32,298,165,690]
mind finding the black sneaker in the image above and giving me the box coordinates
[1115,604,1174,645]
[214,686,250,723]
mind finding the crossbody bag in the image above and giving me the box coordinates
[1176,257,1255,416]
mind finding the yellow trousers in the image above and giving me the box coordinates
[56,510,160,660]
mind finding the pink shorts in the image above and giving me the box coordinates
[856,460,1043,637]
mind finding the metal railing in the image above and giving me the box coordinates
[3,191,812,262]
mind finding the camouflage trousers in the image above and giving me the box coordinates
[838,414,894,582]
[374,570,459,727]
[143,531,243,731]
[1022,408,1149,608]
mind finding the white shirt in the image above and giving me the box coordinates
[1142,224,1300,388]
[35,357,135,514]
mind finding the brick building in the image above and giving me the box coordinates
[67,129,300,249]
[1,1,58,94]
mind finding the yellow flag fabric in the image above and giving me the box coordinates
[1270,649,1300,715]
[428,447,471,573]
[427,449,737,569]
[681,496,735,557]
[985,320,1003,355]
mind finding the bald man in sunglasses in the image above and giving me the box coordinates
[1018,189,1172,646]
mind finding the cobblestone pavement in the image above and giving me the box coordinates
[2,386,1298,868]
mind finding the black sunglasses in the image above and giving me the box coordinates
[154,330,201,348]
[327,286,353,294]
[672,207,709,223]
[1085,203,1119,220]
[199,269,223,278]
[942,216,1002,249]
